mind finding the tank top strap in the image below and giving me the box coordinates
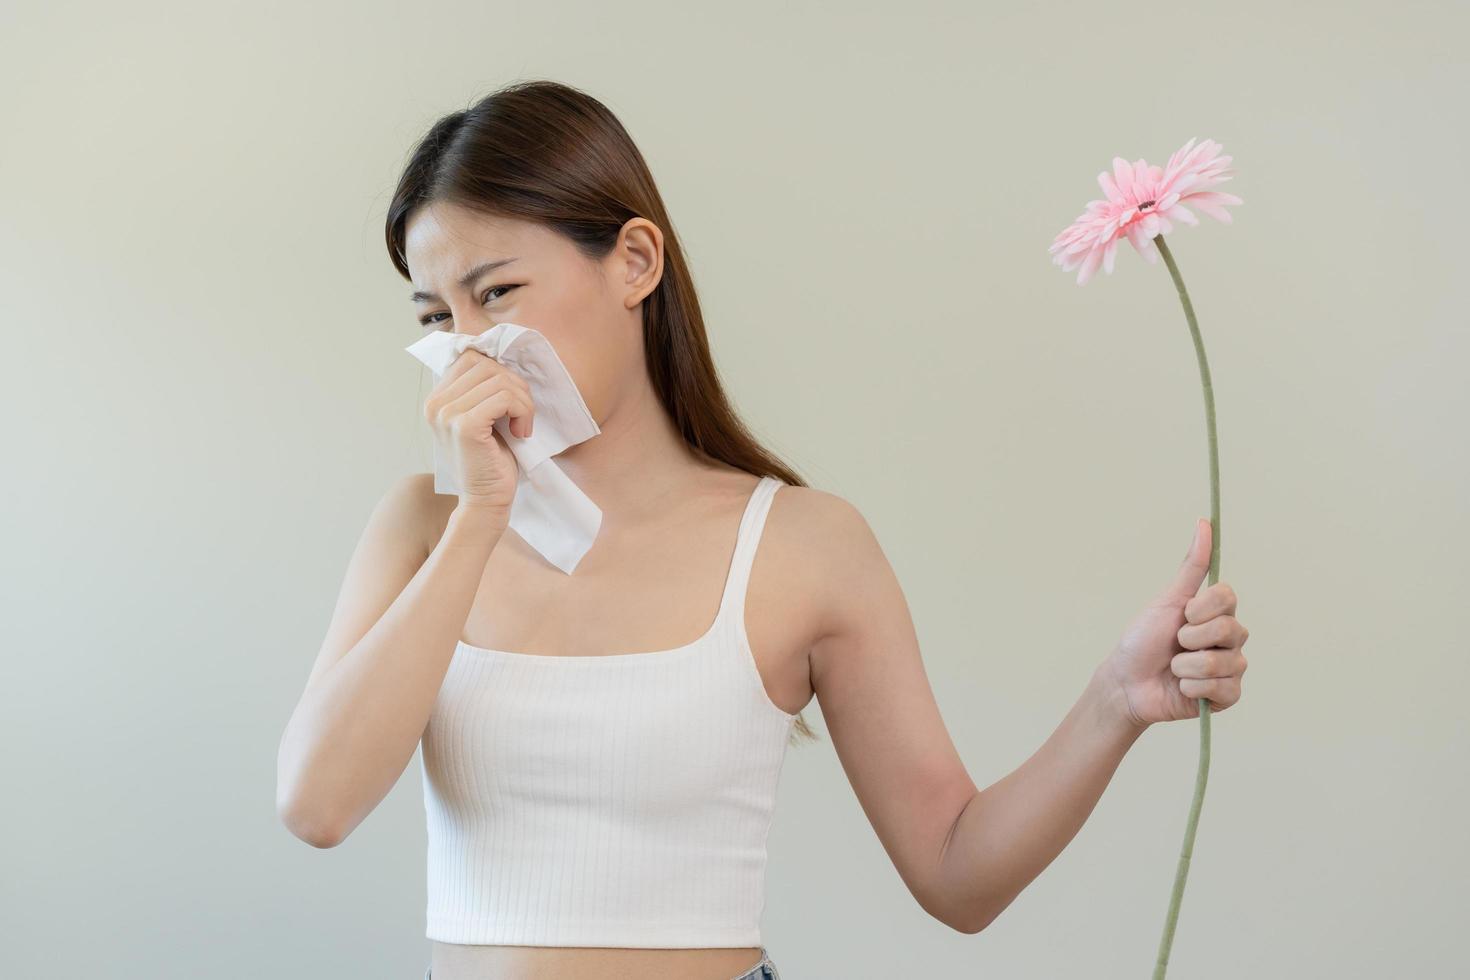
[715,475,783,625]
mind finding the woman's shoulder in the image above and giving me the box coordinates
[752,478,887,654]
[765,480,876,560]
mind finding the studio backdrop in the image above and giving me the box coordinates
[2,2,1464,977]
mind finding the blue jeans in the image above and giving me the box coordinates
[424,946,782,979]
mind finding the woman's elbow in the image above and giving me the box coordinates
[277,791,347,849]
[941,909,993,935]
[924,891,997,935]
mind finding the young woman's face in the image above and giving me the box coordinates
[403,200,662,423]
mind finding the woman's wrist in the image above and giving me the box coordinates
[443,503,508,551]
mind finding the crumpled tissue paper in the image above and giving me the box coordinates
[404,322,602,574]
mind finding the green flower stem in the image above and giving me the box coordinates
[1149,233,1220,980]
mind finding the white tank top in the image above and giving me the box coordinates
[420,475,797,947]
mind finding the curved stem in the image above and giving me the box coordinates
[1149,233,1221,979]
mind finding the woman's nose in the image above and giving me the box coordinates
[452,314,495,336]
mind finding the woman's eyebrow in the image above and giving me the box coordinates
[410,257,520,303]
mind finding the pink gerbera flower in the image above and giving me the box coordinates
[1046,137,1248,977]
[1049,137,1242,285]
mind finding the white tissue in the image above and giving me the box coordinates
[404,322,602,575]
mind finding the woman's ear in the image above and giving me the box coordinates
[616,217,664,309]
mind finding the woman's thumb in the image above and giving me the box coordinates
[1166,517,1212,600]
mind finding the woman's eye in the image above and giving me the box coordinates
[418,285,518,328]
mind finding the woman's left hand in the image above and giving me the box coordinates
[1099,518,1250,729]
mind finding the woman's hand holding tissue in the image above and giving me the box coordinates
[423,348,535,524]
[1095,518,1251,730]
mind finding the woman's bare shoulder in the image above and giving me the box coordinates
[769,482,870,544]
[764,482,888,632]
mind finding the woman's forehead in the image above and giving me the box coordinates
[405,205,565,270]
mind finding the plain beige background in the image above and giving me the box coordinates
[3,1,1465,977]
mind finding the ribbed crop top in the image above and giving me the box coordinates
[420,475,797,948]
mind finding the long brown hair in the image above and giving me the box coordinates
[385,79,819,744]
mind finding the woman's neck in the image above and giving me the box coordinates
[551,380,718,522]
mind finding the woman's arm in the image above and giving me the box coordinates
[275,473,504,848]
[800,492,1146,934]
[932,519,1247,930]
[931,666,1146,932]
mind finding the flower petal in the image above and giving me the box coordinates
[1132,158,1150,191]
[1076,246,1104,286]
[1187,191,1244,206]
[1191,200,1234,223]
[1165,202,1199,226]
[1124,221,1149,254]
[1167,172,1202,195]
[1167,136,1198,174]
[1113,156,1135,198]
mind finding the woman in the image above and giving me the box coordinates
[275,80,1251,980]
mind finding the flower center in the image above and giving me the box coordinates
[1137,199,1155,209]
